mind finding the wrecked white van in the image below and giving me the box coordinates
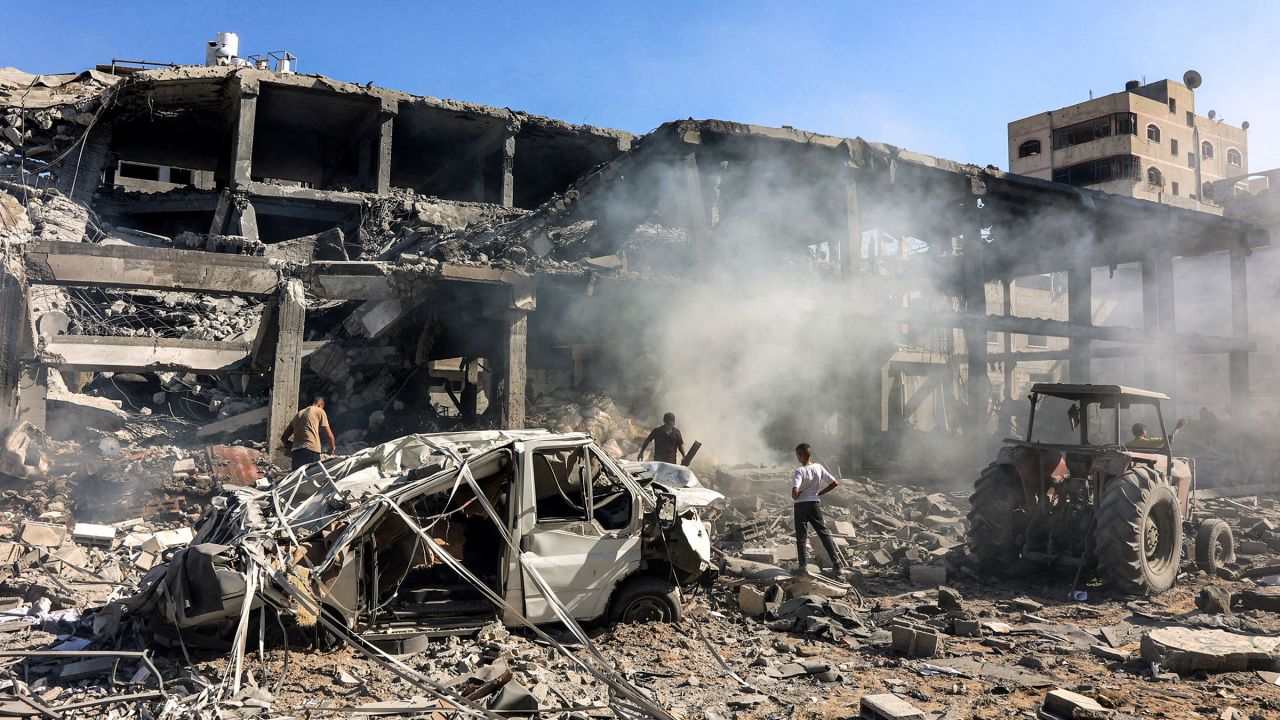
[124,430,722,646]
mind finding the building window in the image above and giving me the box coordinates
[1201,141,1214,159]
[1147,166,1164,186]
[1227,148,1242,166]
[1026,335,1049,349]
[1018,139,1042,158]
[1186,111,1195,127]
[1188,152,1197,168]
[987,331,1000,345]
[1168,98,1177,114]
[1146,124,1161,142]
[1170,138,1179,156]
[1051,155,1141,187]
[1051,112,1137,151]
[1171,181,1180,196]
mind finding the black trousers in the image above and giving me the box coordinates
[794,501,843,570]
[291,447,322,470]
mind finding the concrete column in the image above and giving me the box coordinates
[839,181,860,278]
[230,78,259,188]
[267,278,306,464]
[1141,254,1176,392]
[501,309,528,429]
[1001,278,1015,400]
[500,131,516,208]
[56,123,112,204]
[375,103,396,195]
[1068,257,1093,384]
[681,152,709,241]
[1228,243,1250,413]
[231,198,259,243]
[961,214,989,430]
[0,270,27,423]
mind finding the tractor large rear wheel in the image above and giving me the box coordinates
[1095,467,1182,596]
[967,463,1033,577]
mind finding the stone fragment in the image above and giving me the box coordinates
[738,585,766,617]
[859,693,926,720]
[909,564,946,587]
[1238,587,1280,613]
[1197,586,1234,614]
[936,585,963,611]
[1041,689,1111,719]
[71,522,116,547]
[20,521,66,547]
[1089,644,1132,662]
[1141,627,1280,673]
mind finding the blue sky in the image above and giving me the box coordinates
[4,1,1278,169]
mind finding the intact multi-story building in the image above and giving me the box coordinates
[1008,74,1249,213]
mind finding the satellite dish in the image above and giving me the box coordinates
[1184,70,1203,89]
[1242,120,1250,130]
[1208,110,1216,120]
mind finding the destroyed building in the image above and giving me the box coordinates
[0,56,1271,489]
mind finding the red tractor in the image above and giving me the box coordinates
[967,384,1234,595]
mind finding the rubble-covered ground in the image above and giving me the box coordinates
[0,424,1277,719]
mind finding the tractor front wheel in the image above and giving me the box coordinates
[1095,467,1182,595]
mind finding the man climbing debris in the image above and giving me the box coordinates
[639,412,685,464]
[791,442,846,578]
[281,395,336,470]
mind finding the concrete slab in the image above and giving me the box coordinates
[1141,627,1280,673]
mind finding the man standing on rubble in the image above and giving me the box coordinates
[281,395,336,469]
[638,412,686,464]
[792,443,846,578]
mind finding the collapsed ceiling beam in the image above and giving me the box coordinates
[40,335,253,374]
[25,241,280,296]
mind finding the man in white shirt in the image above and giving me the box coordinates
[791,443,845,577]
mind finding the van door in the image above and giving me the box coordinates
[515,440,641,624]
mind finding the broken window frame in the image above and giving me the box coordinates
[1226,148,1242,167]
[1147,166,1164,187]
[1018,139,1042,158]
[1051,112,1136,151]
[1146,124,1161,143]
[1201,141,1215,159]
[1051,155,1140,187]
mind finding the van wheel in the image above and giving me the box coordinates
[609,577,681,624]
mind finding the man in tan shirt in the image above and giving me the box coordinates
[281,396,337,469]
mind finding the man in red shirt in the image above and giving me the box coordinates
[638,412,685,464]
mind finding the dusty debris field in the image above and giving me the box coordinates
[1,458,1279,720]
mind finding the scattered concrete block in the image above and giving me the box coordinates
[1238,587,1280,613]
[1010,597,1044,611]
[860,693,926,720]
[1141,627,1280,673]
[72,522,116,547]
[891,625,942,658]
[832,521,857,537]
[909,564,946,587]
[869,549,893,567]
[20,521,66,547]
[0,542,22,564]
[1090,644,1132,662]
[172,457,197,474]
[1041,689,1110,719]
[740,547,775,564]
[936,585,963,611]
[738,585,766,617]
[1196,586,1234,615]
[952,618,980,637]
[139,527,194,553]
